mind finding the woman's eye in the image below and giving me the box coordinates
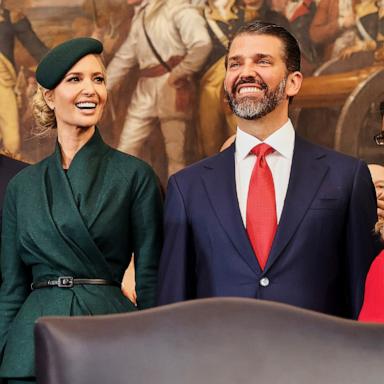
[67,76,80,82]
[94,76,105,83]
[229,62,239,69]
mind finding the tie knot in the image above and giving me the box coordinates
[251,143,274,158]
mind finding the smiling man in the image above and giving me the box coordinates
[157,21,381,319]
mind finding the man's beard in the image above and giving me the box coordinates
[225,76,287,120]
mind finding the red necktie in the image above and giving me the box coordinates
[246,143,277,270]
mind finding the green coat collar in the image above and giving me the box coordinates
[54,127,110,175]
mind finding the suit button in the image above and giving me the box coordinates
[260,277,269,287]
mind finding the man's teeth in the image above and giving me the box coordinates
[238,87,262,94]
[76,102,96,109]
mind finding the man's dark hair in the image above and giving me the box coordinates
[225,20,301,73]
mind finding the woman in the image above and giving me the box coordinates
[0,37,162,383]
[359,164,384,322]
[358,248,384,322]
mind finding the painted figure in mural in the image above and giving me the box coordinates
[309,0,384,63]
[79,0,136,147]
[309,0,358,62]
[0,0,47,158]
[0,37,162,382]
[198,0,289,158]
[82,0,134,63]
[158,20,380,319]
[284,0,319,74]
[106,0,211,178]
[198,0,246,158]
[338,0,384,58]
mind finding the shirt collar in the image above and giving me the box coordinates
[235,119,295,160]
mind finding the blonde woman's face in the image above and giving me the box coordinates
[44,54,107,132]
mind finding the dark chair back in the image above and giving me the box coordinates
[35,298,384,384]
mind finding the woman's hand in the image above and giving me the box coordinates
[122,258,137,306]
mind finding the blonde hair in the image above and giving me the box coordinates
[32,85,57,130]
[375,219,384,239]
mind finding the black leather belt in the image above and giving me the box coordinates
[31,276,120,290]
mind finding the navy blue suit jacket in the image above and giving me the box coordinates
[158,136,381,319]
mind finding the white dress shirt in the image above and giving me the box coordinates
[235,119,295,226]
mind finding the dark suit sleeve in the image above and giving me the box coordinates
[346,160,381,319]
[157,176,196,305]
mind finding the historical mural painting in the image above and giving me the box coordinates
[1,0,384,186]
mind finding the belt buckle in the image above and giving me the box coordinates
[57,276,74,288]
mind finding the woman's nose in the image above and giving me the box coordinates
[82,79,96,95]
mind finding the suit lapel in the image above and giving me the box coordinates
[201,144,261,274]
[264,136,329,271]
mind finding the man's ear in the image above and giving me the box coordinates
[43,89,55,110]
[286,71,303,98]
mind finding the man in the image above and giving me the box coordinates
[198,0,289,157]
[158,21,380,319]
[0,0,47,158]
[106,0,211,177]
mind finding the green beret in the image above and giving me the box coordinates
[36,37,103,89]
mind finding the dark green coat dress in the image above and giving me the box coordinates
[0,129,162,378]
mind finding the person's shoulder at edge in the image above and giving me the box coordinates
[0,156,29,193]
[0,155,28,172]
[3,155,49,193]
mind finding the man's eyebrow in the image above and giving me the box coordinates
[227,53,274,62]
[227,55,242,62]
[253,53,273,60]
